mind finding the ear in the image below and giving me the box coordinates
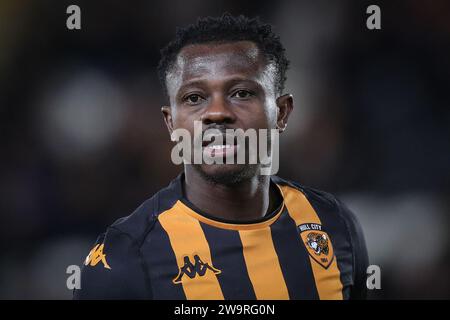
[275,94,294,133]
[161,106,174,135]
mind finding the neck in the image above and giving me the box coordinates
[183,166,280,222]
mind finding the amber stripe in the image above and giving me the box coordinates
[158,202,224,300]
[239,227,290,299]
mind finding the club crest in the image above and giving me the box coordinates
[298,223,334,269]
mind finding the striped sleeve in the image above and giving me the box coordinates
[73,228,152,299]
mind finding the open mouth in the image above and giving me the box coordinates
[201,133,239,159]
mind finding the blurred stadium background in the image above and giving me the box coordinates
[0,0,449,299]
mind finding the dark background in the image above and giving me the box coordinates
[0,0,449,299]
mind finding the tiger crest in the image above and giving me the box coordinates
[305,232,329,256]
[298,223,334,269]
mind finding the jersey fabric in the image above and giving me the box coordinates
[73,173,369,300]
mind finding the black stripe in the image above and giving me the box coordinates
[141,220,186,300]
[270,209,320,299]
[200,222,257,300]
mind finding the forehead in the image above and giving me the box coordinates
[166,41,275,94]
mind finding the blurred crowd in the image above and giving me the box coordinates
[0,0,449,299]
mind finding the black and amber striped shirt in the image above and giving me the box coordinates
[74,173,368,300]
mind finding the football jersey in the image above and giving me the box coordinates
[73,173,368,300]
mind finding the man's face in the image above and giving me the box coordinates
[162,40,292,184]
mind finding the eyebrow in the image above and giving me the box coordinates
[177,77,261,94]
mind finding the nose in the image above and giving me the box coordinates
[200,95,236,126]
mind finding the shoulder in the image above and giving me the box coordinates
[109,175,182,243]
[73,175,182,299]
[273,175,363,240]
[73,227,151,299]
[273,175,369,299]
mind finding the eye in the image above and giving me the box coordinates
[232,90,253,99]
[184,94,204,105]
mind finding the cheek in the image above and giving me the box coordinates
[243,111,274,130]
[171,108,189,128]
[257,101,278,129]
[173,119,193,134]
[171,111,197,138]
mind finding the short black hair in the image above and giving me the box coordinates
[157,13,289,98]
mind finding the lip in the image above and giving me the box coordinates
[201,133,236,147]
[198,132,240,161]
[203,143,238,159]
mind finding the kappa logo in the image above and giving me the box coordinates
[298,223,334,269]
[84,244,111,269]
[173,254,221,284]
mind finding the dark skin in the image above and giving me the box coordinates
[162,41,293,222]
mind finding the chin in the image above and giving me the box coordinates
[194,163,259,185]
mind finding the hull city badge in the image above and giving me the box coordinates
[298,223,334,269]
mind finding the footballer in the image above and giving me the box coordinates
[74,14,369,300]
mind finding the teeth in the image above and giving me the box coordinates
[208,144,232,150]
